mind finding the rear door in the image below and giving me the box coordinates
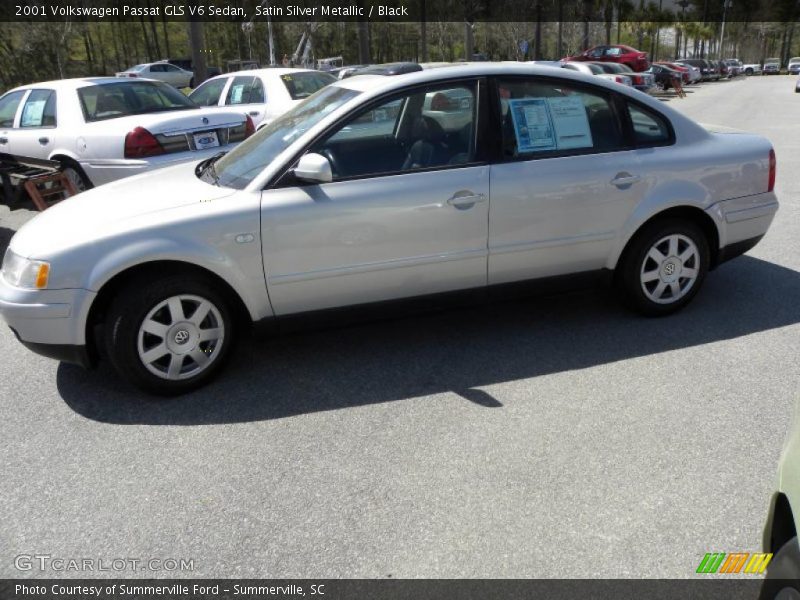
[188,77,230,107]
[12,89,57,160]
[223,75,267,126]
[488,75,642,284]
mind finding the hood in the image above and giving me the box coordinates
[86,107,246,135]
[10,161,236,259]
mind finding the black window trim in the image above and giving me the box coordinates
[270,76,490,189]
[19,88,57,129]
[487,74,634,164]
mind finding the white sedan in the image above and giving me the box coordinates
[115,62,194,88]
[0,77,254,189]
[561,61,633,87]
[188,68,337,129]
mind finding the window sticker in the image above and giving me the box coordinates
[230,84,245,104]
[20,100,46,127]
[508,96,593,153]
[508,98,556,152]
[546,96,593,150]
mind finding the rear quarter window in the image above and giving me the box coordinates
[627,102,673,146]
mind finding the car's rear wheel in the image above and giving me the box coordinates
[104,275,235,395]
[59,159,92,194]
[617,219,710,316]
[760,537,800,599]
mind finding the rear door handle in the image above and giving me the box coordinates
[248,110,260,116]
[38,137,49,145]
[610,173,641,187]
[0,137,8,144]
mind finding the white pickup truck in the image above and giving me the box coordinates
[742,62,762,75]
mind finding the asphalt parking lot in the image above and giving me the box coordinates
[1,74,798,579]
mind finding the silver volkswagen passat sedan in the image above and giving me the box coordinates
[0,64,779,395]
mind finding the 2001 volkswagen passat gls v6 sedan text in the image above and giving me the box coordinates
[0,64,779,395]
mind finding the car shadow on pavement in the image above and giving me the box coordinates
[58,255,800,425]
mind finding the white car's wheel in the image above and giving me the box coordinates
[60,161,92,194]
[617,219,710,316]
[105,274,236,395]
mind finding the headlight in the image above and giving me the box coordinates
[2,249,50,289]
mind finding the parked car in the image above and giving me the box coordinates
[742,62,763,76]
[759,403,800,598]
[343,62,424,78]
[330,65,367,79]
[0,64,778,394]
[673,61,703,83]
[706,60,723,81]
[723,59,743,77]
[115,62,194,88]
[562,61,633,87]
[158,57,222,82]
[648,64,686,90]
[787,57,800,75]
[0,78,254,190]
[679,58,713,81]
[565,45,650,72]
[655,62,691,84]
[188,68,336,129]
[764,58,781,75]
[796,75,800,93]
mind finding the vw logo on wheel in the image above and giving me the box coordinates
[174,329,190,345]
[664,263,676,276]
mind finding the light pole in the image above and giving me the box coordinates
[719,0,732,60]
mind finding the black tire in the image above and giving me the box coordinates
[58,158,93,193]
[104,274,236,396]
[616,218,710,317]
[759,537,800,600]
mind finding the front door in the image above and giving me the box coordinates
[261,79,490,315]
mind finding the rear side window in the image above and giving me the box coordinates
[225,76,265,105]
[497,78,625,159]
[20,89,56,127]
[0,91,25,127]
[189,78,228,106]
[628,103,672,146]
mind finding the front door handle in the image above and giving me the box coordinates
[38,137,49,145]
[610,173,641,187]
[248,110,260,116]
[447,192,486,208]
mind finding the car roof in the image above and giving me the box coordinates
[205,67,320,80]
[7,77,164,92]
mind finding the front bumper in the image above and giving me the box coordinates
[0,275,96,365]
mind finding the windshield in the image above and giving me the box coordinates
[213,85,360,189]
[78,81,197,122]
[280,72,337,100]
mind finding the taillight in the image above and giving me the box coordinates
[615,76,624,83]
[768,148,776,192]
[124,126,164,158]
[245,115,255,138]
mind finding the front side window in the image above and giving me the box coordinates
[20,89,56,128]
[213,85,361,189]
[188,78,228,107]
[0,91,25,127]
[497,78,624,159]
[310,82,478,180]
[225,76,265,105]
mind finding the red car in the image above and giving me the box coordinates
[564,45,650,72]
[655,62,691,84]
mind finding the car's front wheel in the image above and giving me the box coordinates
[617,219,710,316]
[104,275,235,395]
[760,537,800,599]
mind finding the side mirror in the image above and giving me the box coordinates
[294,153,332,184]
